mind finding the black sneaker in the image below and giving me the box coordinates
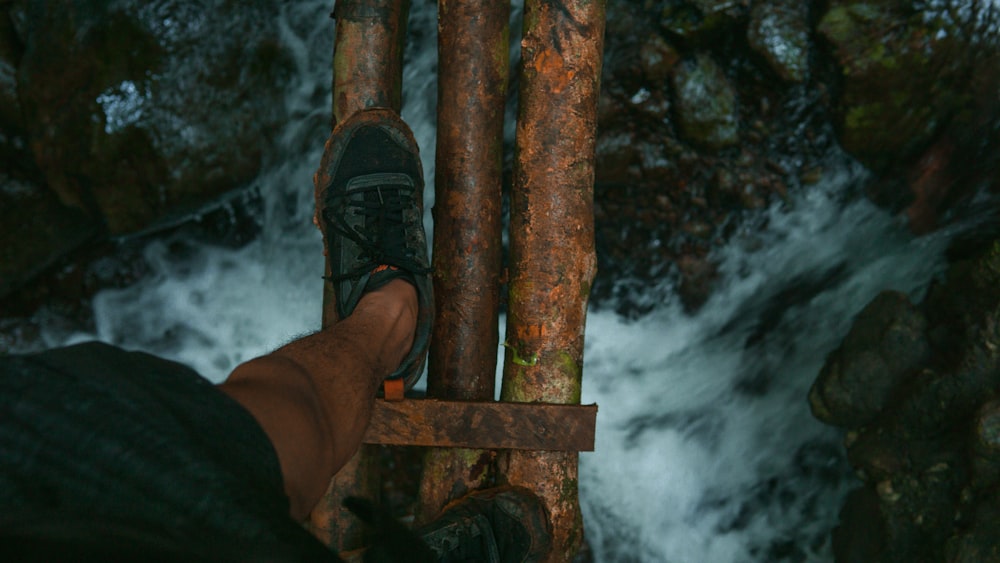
[415,486,553,563]
[314,108,433,395]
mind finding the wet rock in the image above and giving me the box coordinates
[659,0,747,42]
[817,0,978,173]
[0,6,20,128]
[0,3,29,175]
[676,253,717,312]
[0,173,98,298]
[810,290,930,428]
[975,400,1000,458]
[945,493,1000,563]
[592,0,834,315]
[746,0,810,83]
[594,131,641,186]
[627,86,672,121]
[813,240,1000,562]
[832,487,887,563]
[972,399,1000,489]
[636,138,680,184]
[925,240,1000,342]
[670,53,739,149]
[855,4,1000,231]
[15,0,291,233]
[638,34,680,84]
[688,0,742,15]
[737,181,767,209]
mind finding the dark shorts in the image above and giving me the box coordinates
[0,342,338,561]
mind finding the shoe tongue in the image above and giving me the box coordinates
[362,180,405,209]
[368,185,408,253]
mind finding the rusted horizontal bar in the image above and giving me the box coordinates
[363,399,597,452]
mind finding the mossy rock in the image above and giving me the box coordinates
[670,52,739,150]
[746,0,810,83]
[817,0,977,172]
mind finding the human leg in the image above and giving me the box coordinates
[220,108,433,521]
[219,279,417,521]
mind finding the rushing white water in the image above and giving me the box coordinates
[579,169,968,561]
[30,1,982,561]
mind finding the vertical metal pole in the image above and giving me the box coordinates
[309,0,409,551]
[415,0,511,524]
[500,0,605,560]
[330,0,407,128]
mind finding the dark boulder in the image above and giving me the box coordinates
[1,3,31,180]
[0,0,293,301]
[747,0,810,83]
[818,1,968,171]
[814,240,1000,562]
[670,52,739,150]
[638,34,681,85]
[659,0,747,43]
[809,290,930,428]
[14,0,291,234]
[0,174,99,298]
[816,0,1000,229]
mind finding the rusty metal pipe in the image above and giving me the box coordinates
[415,0,511,524]
[331,0,408,128]
[428,0,508,402]
[499,0,606,559]
[310,0,410,551]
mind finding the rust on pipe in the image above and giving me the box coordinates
[500,0,606,560]
[416,0,511,524]
[428,0,507,401]
[310,0,410,551]
[330,0,408,129]
[365,399,597,450]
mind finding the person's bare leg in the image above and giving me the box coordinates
[218,278,417,521]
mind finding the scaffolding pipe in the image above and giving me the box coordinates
[415,0,510,524]
[500,0,605,559]
[309,0,410,551]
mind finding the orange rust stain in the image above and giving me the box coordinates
[548,283,567,304]
[532,47,576,94]
[517,323,547,341]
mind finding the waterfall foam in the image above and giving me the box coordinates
[579,163,963,561]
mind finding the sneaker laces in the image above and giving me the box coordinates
[324,181,430,283]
